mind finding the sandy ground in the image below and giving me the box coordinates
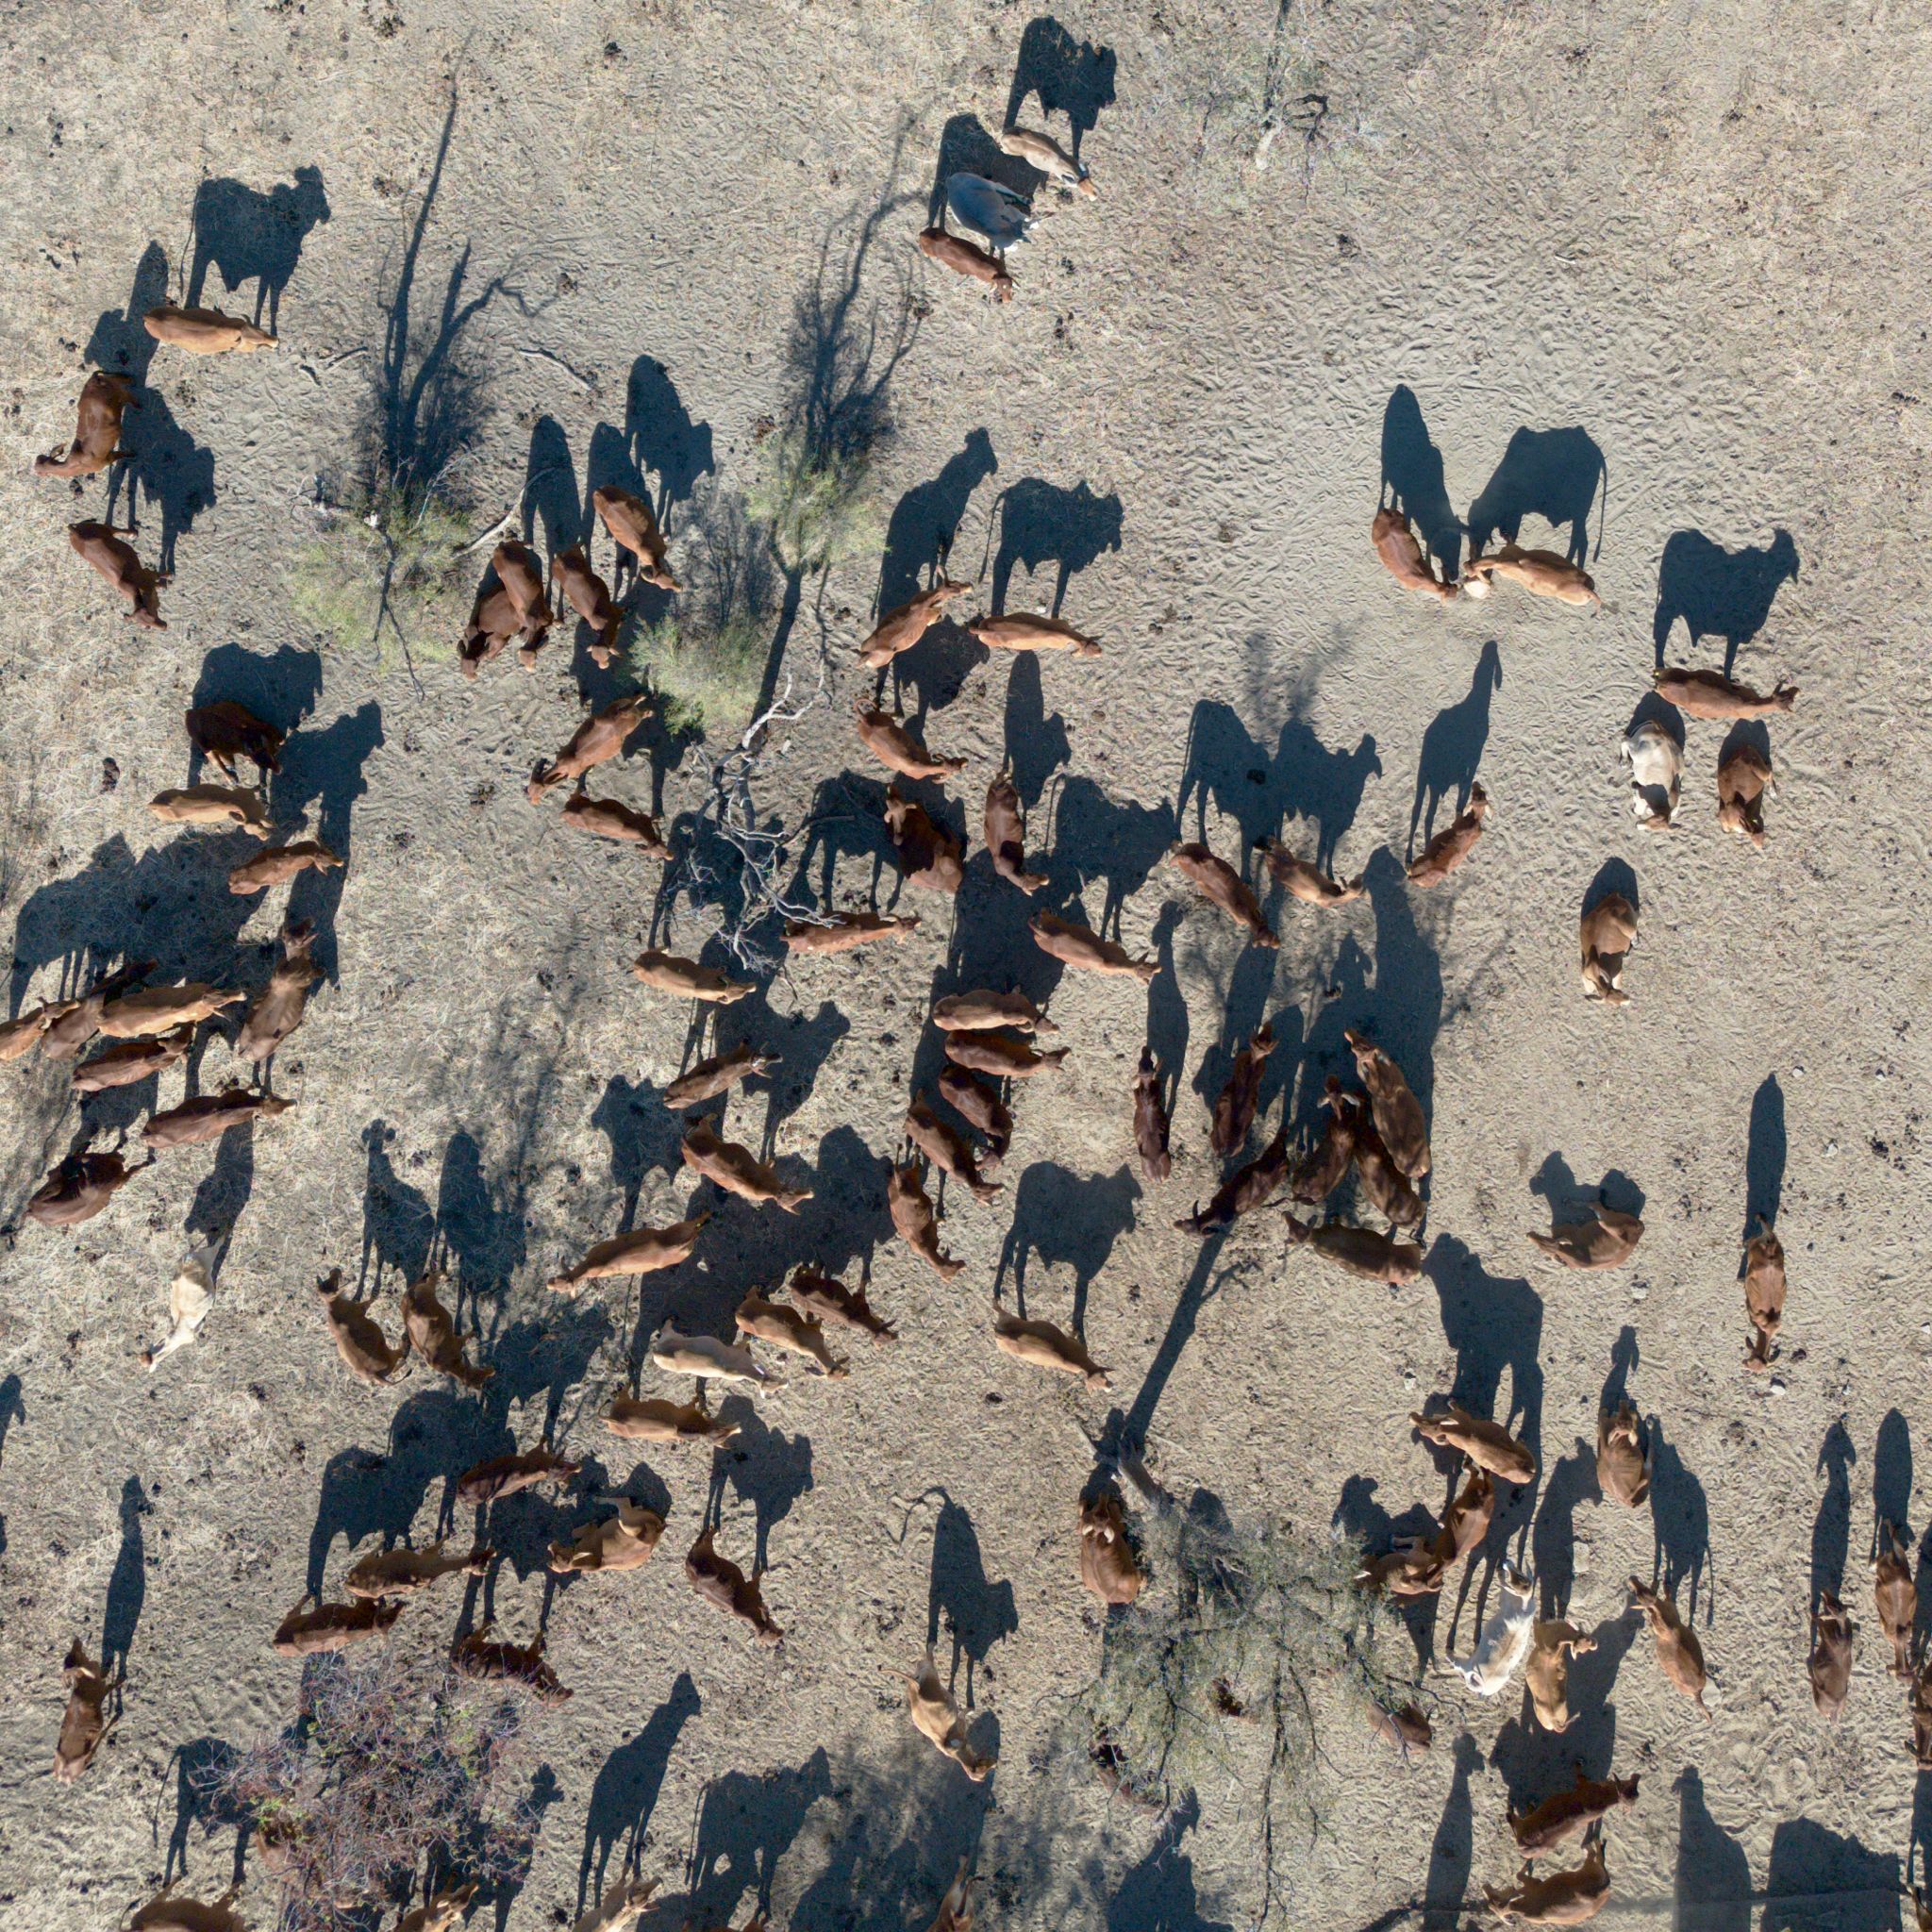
[3,0,1932,1927]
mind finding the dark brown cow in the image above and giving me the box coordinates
[907,1098,1002,1202]
[272,1595,402,1656]
[491,540,554,648]
[1132,1046,1172,1181]
[1284,1213,1424,1286]
[686,1524,782,1643]
[456,1447,581,1508]
[1175,1128,1290,1236]
[186,700,283,781]
[26,1149,152,1227]
[1289,1079,1356,1204]
[1210,1023,1274,1157]
[71,1029,193,1093]
[69,520,168,627]
[1508,1771,1639,1858]
[942,1029,1066,1077]
[34,371,136,478]
[1406,783,1489,887]
[562,793,669,852]
[886,787,965,893]
[890,1159,962,1279]
[451,1625,572,1703]
[53,1640,118,1781]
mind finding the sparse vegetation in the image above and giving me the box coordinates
[744,423,884,581]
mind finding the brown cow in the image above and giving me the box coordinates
[1914,1664,1932,1773]
[1255,841,1365,907]
[1077,1491,1144,1606]
[1176,1128,1291,1236]
[1462,544,1600,608]
[1527,1205,1644,1270]
[856,705,967,781]
[39,960,152,1059]
[144,1087,291,1151]
[1482,1836,1610,1924]
[787,1266,898,1343]
[128,1888,249,1932]
[683,1123,812,1210]
[736,1289,847,1377]
[151,784,270,831]
[344,1541,492,1600]
[70,521,168,626]
[1030,908,1157,983]
[550,543,625,664]
[460,580,530,675]
[633,950,755,1004]
[272,1594,403,1656]
[1366,1701,1433,1757]
[1357,1537,1446,1599]
[886,787,965,893]
[606,1393,742,1444]
[665,1045,775,1109]
[1406,783,1490,887]
[1169,843,1276,947]
[859,580,973,667]
[1628,1576,1709,1713]
[395,1886,481,1932]
[901,1646,997,1775]
[528,694,653,802]
[917,226,1013,301]
[1284,1215,1424,1284]
[1439,1463,1496,1568]
[939,1066,1013,1159]
[1525,1620,1598,1732]
[401,1270,493,1389]
[1372,507,1456,604]
[1579,893,1638,1005]
[548,1501,665,1575]
[1741,1218,1785,1370]
[34,371,136,478]
[1717,741,1775,847]
[53,1639,118,1782]
[1330,1091,1424,1231]
[998,124,1095,194]
[143,303,277,353]
[71,1028,193,1093]
[1210,1023,1275,1158]
[686,1524,782,1643]
[926,1859,976,1932]
[890,1159,963,1280]
[488,541,554,653]
[992,1310,1109,1388]
[1809,1588,1854,1720]
[26,1149,152,1227]
[1290,1081,1356,1204]
[1876,1520,1918,1678]
[228,841,342,894]
[1596,1401,1650,1507]
[785,910,921,954]
[592,484,680,591]
[933,990,1055,1034]
[1654,665,1796,718]
[314,1271,408,1386]
[186,699,283,781]
[1344,1028,1428,1177]
[1509,1773,1639,1858]
[456,1446,581,1508]
[237,921,320,1063]
[562,794,670,853]
[967,611,1101,656]
[1133,1046,1172,1181]
[942,1028,1067,1077]
[451,1625,572,1703]
[1410,1403,1536,1485]
[907,1098,1002,1202]
[984,773,1048,892]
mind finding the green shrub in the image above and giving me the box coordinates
[625,610,768,741]
[745,425,881,577]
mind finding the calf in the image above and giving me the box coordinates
[886,787,965,893]
[1628,1576,1709,1713]
[1372,507,1456,604]
[1366,1702,1433,1757]
[315,1271,408,1386]
[186,699,283,781]
[1438,1462,1496,1568]
[1875,1519,1918,1678]
[548,1213,709,1293]
[1176,1129,1291,1235]
[1358,1537,1446,1599]
[683,1122,812,1210]
[1741,1218,1785,1370]
[1527,1204,1644,1270]
[927,1859,976,1932]
[592,484,680,591]
[143,1088,291,1151]
[455,1445,581,1507]
[549,1501,665,1575]
[787,1265,898,1343]
[907,1098,1002,1202]
[933,989,1054,1034]
[1509,1772,1639,1859]
[1029,908,1158,983]
[345,1541,492,1599]
[1283,1213,1424,1287]
[70,520,168,626]
[451,1625,572,1704]
[1596,1400,1650,1507]
[606,1393,742,1443]
[1406,783,1489,886]
[1621,720,1681,830]
[1654,665,1796,717]
[939,1066,1013,1160]
[735,1289,847,1377]
[890,1159,963,1279]
[943,1028,1066,1077]
[686,1524,782,1643]
[1716,740,1775,847]
[901,1646,996,1776]
[1255,841,1365,906]
[992,1310,1109,1388]
[1482,1835,1610,1924]
[1210,1023,1275,1157]
[917,225,1014,301]
[1132,1046,1172,1181]
[1579,893,1638,1005]
[1462,543,1600,608]
[985,773,1048,891]
[1343,1028,1429,1177]
[143,303,277,352]
[72,1029,193,1093]
[272,1594,403,1656]
[54,1639,118,1781]
[400,1269,493,1389]
[966,611,1100,656]
[151,784,271,831]
[1169,843,1276,947]
[562,794,670,852]
[1524,1620,1597,1731]
[649,1322,783,1390]
[1808,1588,1854,1720]
[633,950,755,1004]
[1077,1491,1144,1606]
[998,124,1094,194]
[1410,1402,1536,1485]
[228,841,341,894]
[859,579,972,666]
[857,706,967,781]
[34,370,136,478]
[527,694,653,802]
[1445,1565,1537,1694]
[665,1045,774,1108]
[238,921,320,1063]
[26,1149,152,1227]
[550,544,625,665]
[785,910,920,954]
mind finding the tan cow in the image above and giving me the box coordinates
[890,1159,963,1279]
[650,1324,783,1390]
[43,960,153,1058]
[665,1045,774,1108]
[683,1122,812,1210]
[1579,893,1638,1005]
[451,1625,572,1704]
[1509,1773,1639,1860]
[686,1524,782,1643]
[151,785,270,831]
[1741,1219,1785,1370]
[606,1393,742,1444]
[70,520,168,626]
[72,1029,193,1093]
[35,371,136,478]
[885,787,965,893]
[143,303,276,353]
[1525,1620,1598,1732]
[1628,1576,1709,1713]
[942,1028,1067,1077]
[967,611,1100,656]
[1357,1538,1447,1599]
[236,922,319,1063]
[456,1446,582,1508]
[1462,544,1599,608]
[785,910,921,954]
[550,544,625,665]
[1407,783,1490,887]
[344,1541,492,1600]
[1482,1836,1610,1924]
[1876,1520,1918,1678]
[1169,843,1276,947]
[632,950,755,1004]
[788,1266,898,1344]
[856,706,967,781]
[939,1066,1013,1159]
[549,1501,665,1575]
[1809,1588,1854,1720]
[1285,1214,1424,1285]
[1410,1403,1536,1485]
[992,1309,1109,1388]
[999,124,1094,193]
[1527,1205,1644,1270]
[1654,666,1796,718]
[528,694,653,802]
[1133,1046,1172,1182]
[1372,507,1456,604]
[314,1271,408,1386]
[859,580,973,667]
[1716,741,1775,847]
[187,700,284,782]
[1176,1129,1291,1235]
[592,484,680,591]
[1077,1491,1144,1606]
[400,1270,493,1389]
[900,1646,996,1776]
[139,1243,217,1371]
[26,1149,153,1227]
[272,1594,403,1656]
[143,1089,291,1152]
[1210,1023,1275,1158]
[933,989,1055,1034]
[548,1214,709,1294]
[1596,1401,1650,1507]
[1255,841,1365,907]
[562,794,670,852]
[1030,908,1157,983]
[569,1883,658,1932]
[917,226,1014,301]
[985,773,1048,891]
[129,1889,250,1932]
[228,841,341,894]
[735,1290,846,1377]
[53,1640,118,1781]
[1344,1028,1429,1177]
[907,1098,1002,1203]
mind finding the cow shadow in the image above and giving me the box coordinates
[1811,1419,1857,1612]
[1585,856,1640,923]
[1649,1423,1712,1624]
[1601,1325,1640,1416]
[717,995,849,1164]
[1003,17,1117,158]
[436,1129,527,1309]
[162,1738,249,1888]
[624,353,715,529]
[588,1076,684,1232]
[102,1474,148,1674]
[1002,654,1072,808]
[791,772,897,911]
[1042,774,1175,938]
[186,1131,255,1245]
[112,378,217,575]
[1653,528,1800,674]
[188,644,325,772]
[1420,1733,1480,1931]
[1877,1408,1914,1554]
[187,165,330,331]
[521,415,581,565]
[708,1409,814,1569]
[926,1497,1019,1704]
[1529,1153,1646,1228]
[1674,1766,1751,1932]
[1380,385,1460,578]
[1530,1440,1597,1619]
[275,702,384,982]
[1106,1796,1232,1932]
[1144,903,1190,1115]
[926,114,1040,228]
[576,1673,702,1911]
[1464,425,1607,566]
[1191,965,1298,1146]
[984,478,1123,617]
[85,242,170,385]
[877,427,998,613]
[1408,641,1501,855]
[358,1119,437,1293]
[1746,1074,1786,1241]
[993,1161,1140,1333]
[1761,1820,1898,1932]
[685,1750,835,1927]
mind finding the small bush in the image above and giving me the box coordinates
[289,484,476,669]
[744,425,882,579]
[204,1649,540,1931]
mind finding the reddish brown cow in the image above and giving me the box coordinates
[550,543,625,664]
[917,226,1013,300]
[35,372,136,478]
[984,773,1048,891]
[592,485,679,591]
[69,520,168,627]
[528,694,653,802]
[886,787,965,893]
[186,700,284,781]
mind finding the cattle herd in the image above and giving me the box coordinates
[10,93,1890,1932]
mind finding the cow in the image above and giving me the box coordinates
[1284,1214,1424,1286]
[1132,1046,1172,1181]
[143,1087,291,1151]
[548,1501,665,1575]
[1808,1588,1854,1720]
[1579,893,1638,1005]
[400,1270,493,1389]
[966,611,1100,655]
[992,1309,1109,1388]
[1169,842,1276,947]
[1741,1218,1785,1370]
[1462,543,1600,608]
[1406,783,1489,887]
[890,1159,963,1279]
[451,1625,572,1703]
[527,694,654,801]
[1209,1023,1275,1158]
[1444,1564,1537,1694]
[237,921,320,1063]
[26,1149,153,1227]
[1596,1400,1650,1507]
[1372,507,1457,604]
[344,1542,492,1600]
[998,124,1095,194]
[1176,1129,1291,1236]
[1653,666,1796,718]
[562,794,670,852]
[143,303,277,352]
[686,1524,782,1643]
[1077,1491,1144,1606]
[633,950,755,1004]
[1524,1619,1597,1732]
[787,1266,898,1343]
[314,1271,408,1386]
[1621,720,1681,830]
[664,1047,774,1109]
[1628,1575,1709,1712]
[70,521,168,626]
[942,1028,1067,1077]
[187,699,284,781]
[34,371,136,478]
[1329,1090,1424,1230]
[151,784,270,831]
[933,990,1054,1034]
[939,1066,1013,1160]
[53,1640,118,1781]
[395,1886,481,1932]
[856,706,968,782]
[455,1447,581,1508]
[926,1859,976,1932]
[1410,1402,1536,1485]
[1290,1081,1356,1204]
[885,787,965,893]
[592,484,680,591]
[907,1098,1002,1202]
[139,1244,216,1370]
[1029,908,1157,983]
[649,1323,783,1390]
[606,1393,742,1443]
[1716,740,1775,847]
[1509,1773,1639,1860]
[1343,1028,1428,1177]
[1875,1520,1918,1679]
[272,1594,403,1656]
[228,841,341,894]
[735,1289,846,1377]
[547,1213,712,1294]
[72,1029,194,1093]
[550,543,625,664]
[785,910,921,954]
[129,1890,249,1932]
[1482,1834,1610,1924]
[1256,841,1365,906]
[683,1122,812,1210]
[859,580,973,667]
[917,225,1014,301]
[899,1645,996,1775]
[983,772,1049,893]
[1527,1205,1644,1270]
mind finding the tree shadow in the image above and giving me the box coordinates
[1674,1766,1751,1932]
[1464,425,1607,566]
[1408,641,1501,854]
[1649,1423,1712,1624]
[1746,1074,1786,1241]
[102,1474,149,1674]
[877,427,998,614]
[1812,1420,1857,1613]
[1105,1795,1232,1932]
[1421,1733,1480,1930]
[984,478,1123,617]
[1003,17,1118,158]
[358,1119,437,1293]
[1761,1819,1899,1932]
[275,702,384,983]
[575,1672,701,1911]
[708,1410,814,1570]
[187,164,330,331]
[992,1161,1140,1333]
[686,1750,836,1926]
[1653,528,1800,675]
[1379,385,1460,577]
[926,1497,1019,1704]
[1002,654,1072,809]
